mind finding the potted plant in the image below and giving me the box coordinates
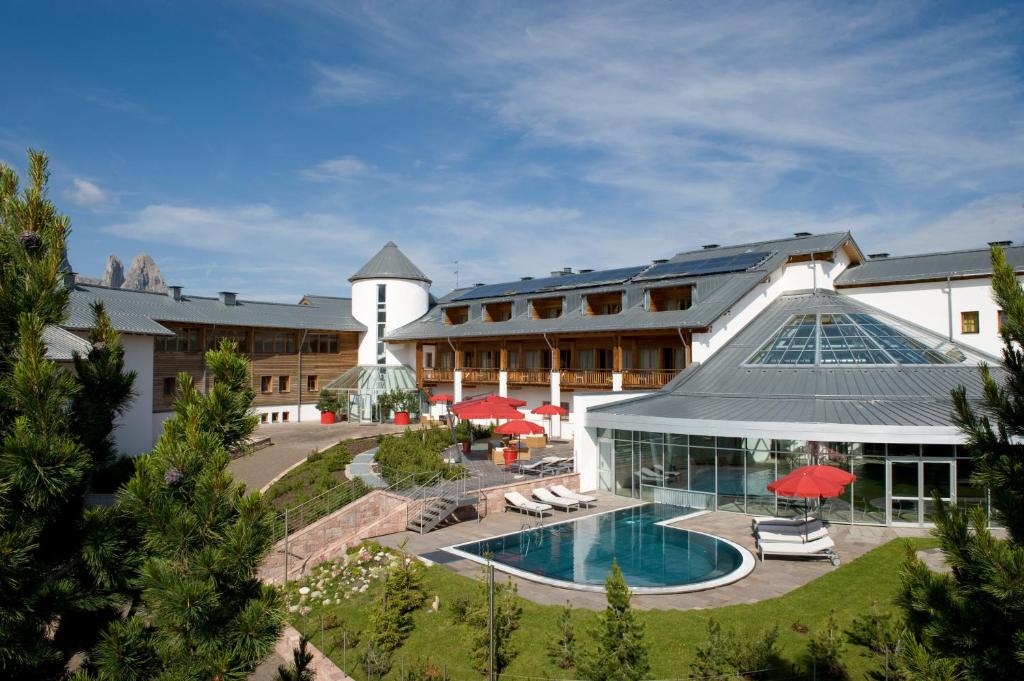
[315,389,340,425]
[379,389,418,425]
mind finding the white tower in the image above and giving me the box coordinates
[349,241,431,367]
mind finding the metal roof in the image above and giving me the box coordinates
[590,290,1000,428]
[835,244,1024,287]
[349,241,431,283]
[387,232,855,341]
[65,285,365,334]
[322,364,418,392]
[43,326,93,361]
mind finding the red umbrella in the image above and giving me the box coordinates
[494,419,545,435]
[531,404,568,416]
[768,465,856,522]
[428,394,455,403]
[451,397,524,420]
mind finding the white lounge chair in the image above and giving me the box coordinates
[504,492,551,517]
[755,519,824,535]
[751,515,817,531]
[757,535,840,566]
[550,484,597,508]
[515,460,549,475]
[756,525,830,544]
[533,487,579,512]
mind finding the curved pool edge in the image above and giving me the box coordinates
[441,513,757,595]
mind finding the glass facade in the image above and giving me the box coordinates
[598,429,991,526]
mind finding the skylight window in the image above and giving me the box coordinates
[748,312,962,366]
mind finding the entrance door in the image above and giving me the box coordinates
[887,458,955,525]
[598,439,613,492]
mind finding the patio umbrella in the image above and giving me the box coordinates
[451,395,526,421]
[428,393,454,403]
[768,465,857,523]
[494,419,545,454]
[531,404,568,416]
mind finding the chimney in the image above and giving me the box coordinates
[168,285,183,301]
[62,271,77,289]
[218,291,237,306]
[702,244,720,250]
[793,231,812,237]
[652,258,668,264]
[550,271,563,277]
[474,283,484,287]
[578,268,594,274]
[867,253,890,259]
[988,240,1013,247]
[520,276,534,281]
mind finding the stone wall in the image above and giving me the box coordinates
[471,472,580,516]
[274,624,353,681]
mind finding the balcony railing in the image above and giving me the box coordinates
[507,368,551,385]
[421,367,454,383]
[622,369,678,388]
[461,368,499,383]
[560,369,614,387]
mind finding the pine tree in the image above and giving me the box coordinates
[88,340,282,679]
[466,568,522,678]
[897,245,1024,680]
[578,560,650,681]
[275,636,314,681]
[0,150,136,677]
[546,602,576,670]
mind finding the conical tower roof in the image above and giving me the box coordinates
[349,241,431,284]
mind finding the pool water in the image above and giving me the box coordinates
[447,503,755,593]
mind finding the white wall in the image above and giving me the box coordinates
[573,391,653,491]
[691,250,852,363]
[351,278,430,366]
[840,275,1019,358]
[117,334,155,457]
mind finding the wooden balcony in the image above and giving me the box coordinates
[622,369,678,388]
[560,369,614,388]
[421,367,454,383]
[462,368,499,384]
[507,369,551,386]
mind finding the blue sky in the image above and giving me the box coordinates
[2,1,1022,300]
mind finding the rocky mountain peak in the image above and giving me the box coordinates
[102,255,125,288]
[122,253,167,293]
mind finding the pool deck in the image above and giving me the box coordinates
[375,492,931,611]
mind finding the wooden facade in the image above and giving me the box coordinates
[153,324,359,413]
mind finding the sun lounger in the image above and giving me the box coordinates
[751,515,817,531]
[514,459,551,475]
[756,535,839,566]
[504,491,551,517]
[550,484,597,508]
[540,456,574,473]
[533,488,579,512]
[754,519,824,536]
[756,525,830,544]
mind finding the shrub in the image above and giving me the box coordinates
[375,426,464,486]
[807,611,848,680]
[547,602,577,670]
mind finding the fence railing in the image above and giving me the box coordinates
[506,369,551,385]
[461,368,500,383]
[421,367,454,383]
[622,369,678,388]
[560,369,614,387]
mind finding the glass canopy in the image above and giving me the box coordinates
[748,312,963,366]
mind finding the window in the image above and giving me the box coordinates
[306,375,318,392]
[260,375,273,393]
[207,329,248,351]
[377,283,387,304]
[376,285,387,365]
[254,332,296,353]
[302,334,339,354]
[271,412,279,423]
[585,292,622,315]
[281,411,290,422]
[647,285,693,312]
[443,306,469,325]
[156,327,200,352]
[484,302,513,322]
[162,376,176,396]
[260,413,268,423]
[961,311,980,334]
[530,297,563,319]
[278,375,290,392]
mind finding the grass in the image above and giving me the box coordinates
[288,536,937,681]
[264,436,378,513]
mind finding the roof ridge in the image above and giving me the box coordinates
[669,230,850,259]
[852,243,1022,263]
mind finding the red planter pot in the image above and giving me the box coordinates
[462,440,471,454]
[503,448,518,466]
[320,411,336,425]
[394,411,410,426]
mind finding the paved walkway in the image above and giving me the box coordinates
[376,493,931,611]
[347,448,386,488]
[229,421,406,492]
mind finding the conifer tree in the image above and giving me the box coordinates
[88,341,282,679]
[578,560,650,681]
[898,245,1024,680]
[0,150,136,677]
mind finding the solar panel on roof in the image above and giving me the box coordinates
[634,250,771,281]
[452,265,648,301]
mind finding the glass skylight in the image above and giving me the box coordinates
[748,312,962,366]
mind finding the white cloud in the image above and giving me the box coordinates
[875,194,1024,256]
[69,178,108,206]
[300,155,385,183]
[312,64,403,102]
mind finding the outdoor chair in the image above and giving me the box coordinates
[750,515,818,531]
[515,459,550,475]
[756,535,840,566]
[755,524,830,544]
[504,491,551,517]
[550,484,597,508]
[533,487,579,512]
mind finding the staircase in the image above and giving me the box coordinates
[405,474,480,534]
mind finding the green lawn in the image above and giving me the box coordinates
[264,436,378,513]
[287,537,937,680]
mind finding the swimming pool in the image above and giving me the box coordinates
[445,503,755,593]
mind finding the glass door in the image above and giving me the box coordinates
[887,458,956,525]
[922,460,955,524]
[598,439,613,492]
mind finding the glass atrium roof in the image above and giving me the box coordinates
[747,312,965,366]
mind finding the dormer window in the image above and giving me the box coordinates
[648,285,693,312]
[444,306,470,325]
[585,292,622,315]
[531,297,563,319]
[484,301,513,322]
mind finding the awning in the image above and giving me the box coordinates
[321,365,418,393]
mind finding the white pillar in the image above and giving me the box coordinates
[498,371,508,397]
[612,372,623,392]
[550,371,561,439]
[454,370,463,404]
